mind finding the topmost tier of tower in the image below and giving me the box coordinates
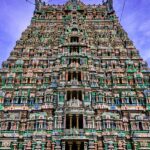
[34,0,114,13]
[70,0,80,3]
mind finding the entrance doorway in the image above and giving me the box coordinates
[65,141,84,150]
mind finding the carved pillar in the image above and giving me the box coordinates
[84,142,88,150]
[71,92,72,100]
[68,142,73,150]
[92,117,95,128]
[89,141,95,150]
[69,144,72,150]
[65,92,67,101]
[82,92,84,101]
[76,114,79,129]
[13,143,17,150]
[77,91,79,100]
[98,141,103,150]
[71,72,73,80]
[64,115,66,129]
[18,142,24,149]
[83,115,86,128]
[77,141,81,150]
[32,143,36,150]
[60,73,62,80]
[133,142,137,150]
[52,142,55,150]
[90,93,91,102]
[42,143,46,150]
[55,141,61,150]
[62,141,65,150]
[66,72,68,81]
[104,143,108,150]
[118,140,125,150]
[123,140,126,150]
[55,116,57,128]
[113,143,117,150]
[69,114,73,129]
[46,140,51,150]
[81,72,83,81]
[94,142,98,150]
[58,93,60,103]
[22,143,26,150]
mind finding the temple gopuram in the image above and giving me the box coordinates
[0,0,150,149]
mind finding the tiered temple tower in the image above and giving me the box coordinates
[0,0,150,149]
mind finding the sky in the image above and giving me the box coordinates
[0,0,150,67]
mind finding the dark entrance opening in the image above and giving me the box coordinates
[65,141,84,150]
[68,72,81,81]
[139,122,143,130]
[70,46,79,53]
[66,114,83,129]
[71,37,79,43]
[7,122,11,130]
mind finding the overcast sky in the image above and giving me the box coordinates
[0,0,150,67]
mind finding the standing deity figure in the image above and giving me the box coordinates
[71,0,79,3]
[35,0,42,11]
[107,0,114,13]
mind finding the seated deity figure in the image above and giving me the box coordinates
[67,97,81,107]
